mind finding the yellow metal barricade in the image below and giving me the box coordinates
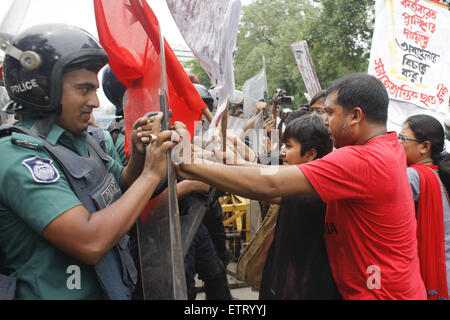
[220,194,251,260]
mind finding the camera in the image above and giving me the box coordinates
[273,88,294,106]
[262,89,294,120]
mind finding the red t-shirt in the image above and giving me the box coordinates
[298,132,426,300]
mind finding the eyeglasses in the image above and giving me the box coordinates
[397,134,423,143]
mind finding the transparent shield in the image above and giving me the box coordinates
[129,13,186,300]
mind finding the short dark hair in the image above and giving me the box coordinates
[404,114,444,164]
[282,113,333,159]
[285,107,311,124]
[325,73,389,124]
[309,90,326,106]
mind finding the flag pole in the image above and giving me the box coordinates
[221,101,229,153]
[202,108,214,123]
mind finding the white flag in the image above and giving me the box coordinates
[242,59,268,118]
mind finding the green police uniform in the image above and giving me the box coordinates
[103,129,123,165]
[114,132,128,166]
[0,115,124,299]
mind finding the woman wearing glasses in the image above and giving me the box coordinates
[399,114,450,300]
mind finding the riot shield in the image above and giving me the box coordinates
[136,168,186,299]
[135,17,186,300]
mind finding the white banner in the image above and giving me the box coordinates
[290,40,321,100]
[242,59,267,118]
[166,0,242,139]
[368,0,450,132]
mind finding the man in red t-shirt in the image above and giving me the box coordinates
[176,73,426,299]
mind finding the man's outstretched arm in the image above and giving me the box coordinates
[176,160,316,201]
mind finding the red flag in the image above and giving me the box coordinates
[94,0,206,223]
[94,0,206,153]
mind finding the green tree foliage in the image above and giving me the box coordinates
[235,0,375,106]
[183,59,212,88]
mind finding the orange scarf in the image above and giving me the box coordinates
[412,164,449,300]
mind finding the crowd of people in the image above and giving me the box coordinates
[1,22,450,301]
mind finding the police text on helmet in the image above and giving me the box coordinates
[10,79,39,94]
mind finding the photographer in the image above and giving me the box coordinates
[264,88,294,130]
[258,89,295,155]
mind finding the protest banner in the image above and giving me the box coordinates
[166,0,242,140]
[368,0,450,131]
[291,40,321,101]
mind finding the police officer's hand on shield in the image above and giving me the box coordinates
[121,112,165,188]
[132,112,163,154]
[143,129,175,180]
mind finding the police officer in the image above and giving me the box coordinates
[102,65,128,166]
[0,24,172,300]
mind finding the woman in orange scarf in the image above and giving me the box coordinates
[399,114,450,300]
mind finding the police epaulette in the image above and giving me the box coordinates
[11,136,42,150]
[0,126,44,150]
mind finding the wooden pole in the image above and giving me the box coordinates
[202,108,214,123]
[221,101,229,153]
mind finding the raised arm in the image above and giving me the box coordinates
[42,129,174,265]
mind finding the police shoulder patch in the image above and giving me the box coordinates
[22,156,60,183]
